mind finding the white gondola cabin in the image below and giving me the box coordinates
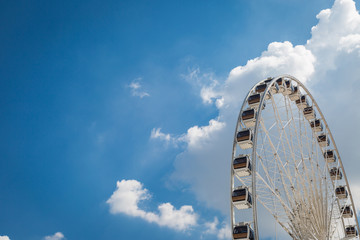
[335,186,348,199]
[317,134,330,147]
[232,187,252,209]
[255,83,271,100]
[241,108,257,128]
[303,106,316,120]
[237,129,253,149]
[276,78,285,93]
[233,155,251,177]
[289,86,300,101]
[247,93,265,109]
[283,80,293,95]
[310,119,323,132]
[345,226,358,238]
[341,205,354,218]
[255,83,267,93]
[295,95,309,109]
[329,167,342,180]
[324,150,337,163]
[264,78,279,94]
[233,223,254,240]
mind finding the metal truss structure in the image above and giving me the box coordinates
[230,75,360,240]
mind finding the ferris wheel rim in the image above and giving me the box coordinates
[230,74,360,240]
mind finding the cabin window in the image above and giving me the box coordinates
[346,227,356,233]
[310,119,322,128]
[242,109,255,119]
[234,157,247,165]
[248,194,252,203]
[232,189,246,197]
[285,80,291,88]
[342,206,352,214]
[324,150,334,158]
[233,226,248,234]
[330,168,341,176]
[248,94,260,104]
[237,130,250,138]
[296,95,307,104]
[336,187,346,194]
[317,135,327,141]
[255,84,267,93]
[264,78,273,84]
[303,106,313,114]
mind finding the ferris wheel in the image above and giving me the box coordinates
[230,75,360,240]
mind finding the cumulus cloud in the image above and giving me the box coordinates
[182,67,224,106]
[147,0,360,239]
[107,179,233,238]
[203,217,219,235]
[350,184,360,214]
[0,236,10,240]
[168,40,317,213]
[150,119,225,150]
[229,41,315,83]
[150,128,173,142]
[202,217,231,240]
[106,179,197,231]
[217,224,232,240]
[180,119,226,150]
[44,232,65,240]
[129,78,150,98]
[307,0,360,78]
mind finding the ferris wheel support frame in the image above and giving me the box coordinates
[230,74,360,240]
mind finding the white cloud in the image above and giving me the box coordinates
[203,217,219,235]
[350,183,360,214]
[217,224,232,240]
[150,128,172,142]
[106,179,197,231]
[180,119,226,150]
[202,217,231,240]
[170,40,315,213]
[182,67,223,105]
[150,119,225,150]
[44,232,65,240]
[151,0,360,238]
[129,78,150,98]
[339,34,360,53]
[107,180,232,238]
[199,78,223,106]
[0,236,10,240]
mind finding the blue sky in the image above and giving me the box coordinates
[1,0,360,239]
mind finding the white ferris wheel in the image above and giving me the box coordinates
[230,75,360,240]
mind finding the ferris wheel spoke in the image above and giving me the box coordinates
[276,98,330,238]
[256,172,292,213]
[284,92,329,225]
[257,196,295,234]
[269,95,311,196]
[258,121,303,223]
[258,120,295,191]
[231,76,359,240]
